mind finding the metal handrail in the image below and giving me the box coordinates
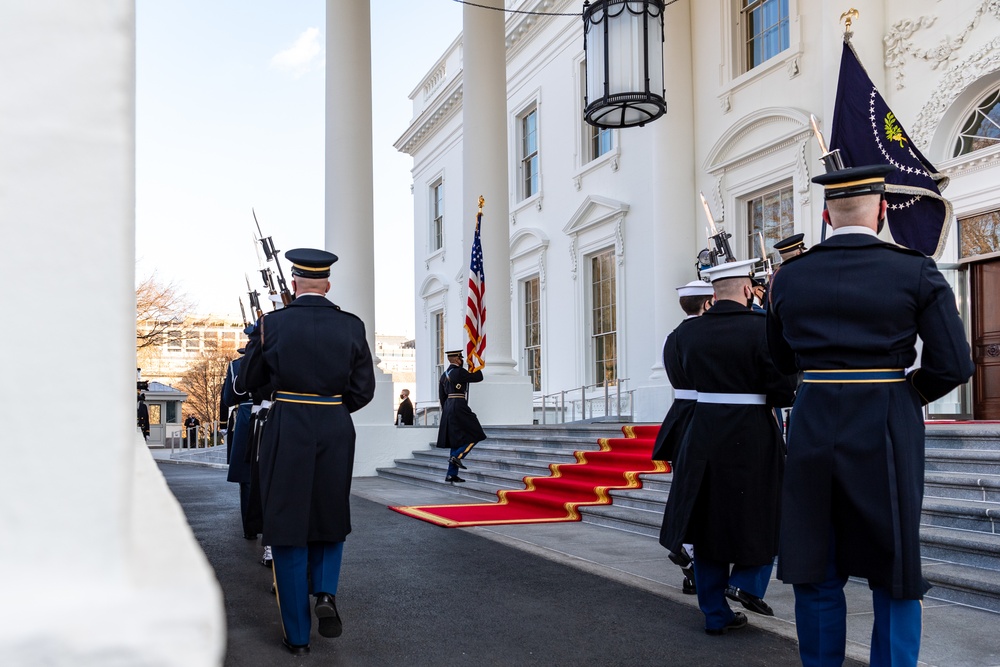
[535,378,633,424]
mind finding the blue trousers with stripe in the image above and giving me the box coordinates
[693,555,774,630]
[272,541,345,646]
[447,442,476,476]
[792,536,921,666]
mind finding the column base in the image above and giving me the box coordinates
[467,373,534,425]
[633,383,673,423]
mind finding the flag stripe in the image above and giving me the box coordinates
[465,210,486,372]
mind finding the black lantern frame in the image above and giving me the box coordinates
[583,0,666,129]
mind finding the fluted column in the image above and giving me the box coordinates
[325,0,393,428]
[325,0,377,352]
[461,0,533,424]
[463,0,516,374]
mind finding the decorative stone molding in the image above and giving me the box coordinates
[572,174,582,191]
[538,253,547,290]
[610,157,619,172]
[713,177,726,225]
[569,237,578,280]
[787,56,800,79]
[423,64,447,101]
[910,34,1000,148]
[505,0,559,51]
[886,1,1000,90]
[720,93,732,114]
[395,84,463,156]
[795,139,810,193]
[615,217,625,266]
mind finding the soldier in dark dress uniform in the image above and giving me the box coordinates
[767,165,974,667]
[435,349,486,483]
[240,248,376,655]
[652,279,715,595]
[659,258,797,635]
[772,232,806,263]
[221,346,255,538]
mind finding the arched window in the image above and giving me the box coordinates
[953,86,1000,157]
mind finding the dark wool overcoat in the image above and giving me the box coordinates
[651,317,698,462]
[221,357,253,484]
[659,300,797,566]
[240,294,376,547]
[767,233,973,599]
[435,364,486,449]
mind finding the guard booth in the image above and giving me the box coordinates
[141,381,187,448]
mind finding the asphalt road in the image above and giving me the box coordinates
[161,463,858,666]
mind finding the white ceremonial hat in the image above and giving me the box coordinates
[701,258,757,283]
[675,280,715,297]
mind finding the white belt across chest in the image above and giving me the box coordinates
[697,392,767,405]
[674,389,698,400]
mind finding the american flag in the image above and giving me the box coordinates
[464,205,486,373]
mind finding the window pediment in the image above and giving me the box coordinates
[705,107,813,173]
[562,195,630,236]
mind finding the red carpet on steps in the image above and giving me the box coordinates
[388,424,669,528]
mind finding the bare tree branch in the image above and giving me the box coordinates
[136,274,195,349]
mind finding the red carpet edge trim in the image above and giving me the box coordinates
[388,424,668,528]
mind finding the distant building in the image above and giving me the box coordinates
[137,315,245,386]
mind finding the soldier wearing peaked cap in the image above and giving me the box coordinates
[660,259,797,635]
[240,247,376,655]
[767,165,973,667]
[772,233,806,262]
[435,347,486,482]
[652,279,716,596]
[220,336,255,539]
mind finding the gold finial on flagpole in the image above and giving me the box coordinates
[840,8,859,37]
[478,195,485,213]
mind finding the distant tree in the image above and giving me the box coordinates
[136,274,195,350]
[178,343,239,444]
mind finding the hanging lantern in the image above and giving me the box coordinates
[583,0,666,129]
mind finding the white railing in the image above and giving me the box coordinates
[533,378,634,424]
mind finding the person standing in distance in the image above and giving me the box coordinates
[767,165,974,667]
[659,258,797,635]
[652,278,716,595]
[240,247,376,655]
[436,348,486,483]
[396,388,414,426]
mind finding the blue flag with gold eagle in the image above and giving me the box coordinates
[829,40,952,258]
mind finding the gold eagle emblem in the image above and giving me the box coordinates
[884,112,907,149]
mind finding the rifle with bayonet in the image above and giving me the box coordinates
[698,192,736,266]
[245,274,264,319]
[253,208,293,306]
[239,297,249,329]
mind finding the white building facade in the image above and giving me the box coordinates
[397,0,1000,422]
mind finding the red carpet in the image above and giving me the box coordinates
[388,425,668,527]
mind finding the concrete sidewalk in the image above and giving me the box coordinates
[156,446,1000,666]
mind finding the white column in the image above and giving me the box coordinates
[461,0,533,424]
[635,0,697,421]
[0,3,222,664]
[325,0,394,428]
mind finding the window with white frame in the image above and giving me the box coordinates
[523,276,542,391]
[433,311,445,381]
[741,0,789,72]
[519,106,539,199]
[591,250,617,386]
[953,86,1000,157]
[580,62,613,163]
[430,179,444,252]
[746,182,794,263]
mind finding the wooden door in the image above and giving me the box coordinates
[971,259,1000,419]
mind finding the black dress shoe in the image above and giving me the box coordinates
[315,593,343,638]
[705,611,748,636]
[282,638,310,655]
[682,575,696,595]
[243,532,258,540]
[445,475,466,483]
[448,456,467,470]
[725,586,774,616]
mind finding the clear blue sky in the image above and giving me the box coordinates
[136,1,463,337]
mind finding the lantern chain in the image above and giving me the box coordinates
[451,0,679,18]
